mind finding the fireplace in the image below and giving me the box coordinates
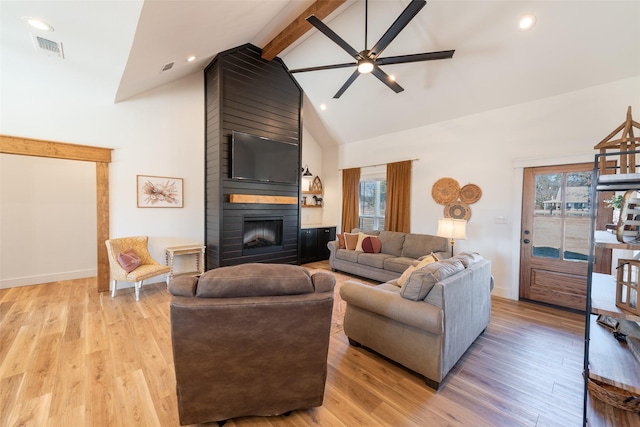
[242,216,284,255]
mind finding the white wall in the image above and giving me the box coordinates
[0,155,96,287]
[326,76,640,299]
[1,73,205,287]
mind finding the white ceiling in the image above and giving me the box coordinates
[2,1,639,145]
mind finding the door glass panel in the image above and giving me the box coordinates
[564,172,591,261]
[533,173,562,259]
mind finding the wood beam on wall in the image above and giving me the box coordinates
[261,0,347,61]
[0,134,112,292]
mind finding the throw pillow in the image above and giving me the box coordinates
[337,233,346,249]
[355,232,368,252]
[400,259,465,301]
[362,236,382,253]
[395,265,416,287]
[117,249,142,273]
[415,253,438,269]
[454,251,483,267]
[344,232,360,250]
[418,252,440,262]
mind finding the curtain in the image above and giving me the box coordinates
[385,160,412,232]
[341,168,361,233]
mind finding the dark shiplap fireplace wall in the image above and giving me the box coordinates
[204,44,302,269]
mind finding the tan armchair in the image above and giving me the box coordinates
[105,236,170,301]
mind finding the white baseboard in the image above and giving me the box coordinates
[0,269,97,289]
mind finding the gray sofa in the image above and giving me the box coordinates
[328,229,450,282]
[339,252,492,389]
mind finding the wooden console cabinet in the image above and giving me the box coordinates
[300,226,336,264]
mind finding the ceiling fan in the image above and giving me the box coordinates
[289,0,455,99]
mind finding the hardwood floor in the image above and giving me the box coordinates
[0,263,597,426]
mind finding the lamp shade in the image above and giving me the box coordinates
[436,218,467,240]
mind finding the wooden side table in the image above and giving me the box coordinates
[165,244,206,285]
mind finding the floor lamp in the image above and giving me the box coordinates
[437,218,467,257]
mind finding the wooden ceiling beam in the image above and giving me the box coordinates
[261,0,346,61]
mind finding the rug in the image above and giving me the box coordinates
[306,268,379,336]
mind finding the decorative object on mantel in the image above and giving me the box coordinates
[137,175,183,208]
[310,176,323,193]
[594,106,640,175]
[431,177,460,204]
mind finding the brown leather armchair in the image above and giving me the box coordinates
[168,263,335,426]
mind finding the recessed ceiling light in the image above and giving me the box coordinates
[320,104,327,111]
[22,16,54,32]
[519,15,536,31]
[187,56,196,62]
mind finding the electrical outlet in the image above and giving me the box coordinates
[495,216,508,224]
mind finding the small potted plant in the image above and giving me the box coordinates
[605,194,623,225]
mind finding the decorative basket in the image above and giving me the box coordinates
[588,377,640,413]
[432,178,460,205]
[459,183,482,204]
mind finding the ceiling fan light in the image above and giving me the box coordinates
[357,59,374,74]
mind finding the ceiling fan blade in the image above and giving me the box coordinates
[375,50,455,66]
[333,70,361,99]
[307,15,361,59]
[369,0,426,58]
[371,66,404,93]
[289,62,357,73]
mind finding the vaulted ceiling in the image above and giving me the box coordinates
[2,1,639,145]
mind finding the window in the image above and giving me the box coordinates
[359,166,386,231]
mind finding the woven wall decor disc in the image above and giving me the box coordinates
[459,184,482,204]
[444,201,472,220]
[432,178,460,205]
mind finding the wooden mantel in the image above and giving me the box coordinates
[0,134,113,292]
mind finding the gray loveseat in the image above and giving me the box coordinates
[328,229,450,282]
[340,252,492,390]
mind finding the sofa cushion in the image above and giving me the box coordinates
[335,248,360,263]
[358,252,395,269]
[400,258,465,301]
[401,233,449,260]
[378,231,406,256]
[362,236,382,253]
[383,256,416,273]
[453,251,484,267]
[337,233,346,249]
[195,263,314,298]
[344,233,359,250]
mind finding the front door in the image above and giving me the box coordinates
[520,163,610,311]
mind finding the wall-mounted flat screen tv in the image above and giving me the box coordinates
[231,131,299,184]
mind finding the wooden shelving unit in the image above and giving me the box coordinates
[583,150,640,425]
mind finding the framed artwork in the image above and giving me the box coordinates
[137,175,183,208]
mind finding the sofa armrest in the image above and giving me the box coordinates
[340,281,443,335]
[428,260,492,374]
[327,240,340,254]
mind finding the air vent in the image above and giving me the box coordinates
[30,34,64,58]
[162,62,174,72]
